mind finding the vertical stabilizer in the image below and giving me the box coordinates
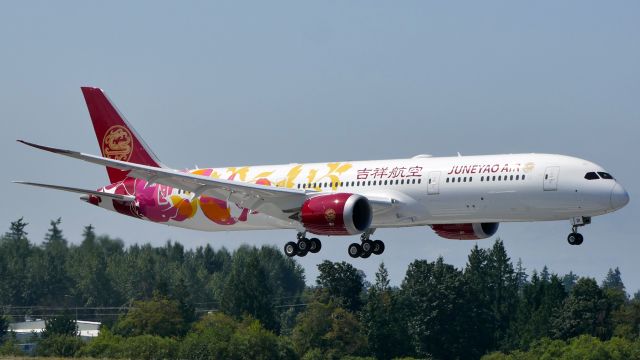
[81,87,164,183]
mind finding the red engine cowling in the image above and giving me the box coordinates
[431,222,499,240]
[301,193,372,235]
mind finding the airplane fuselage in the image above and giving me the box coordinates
[94,153,628,233]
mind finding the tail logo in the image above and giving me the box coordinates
[102,125,133,161]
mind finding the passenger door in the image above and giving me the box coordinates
[543,166,560,191]
[427,171,441,195]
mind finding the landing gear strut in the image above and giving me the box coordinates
[284,232,322,257]
[567,217,590,246]
[348,229,385,258]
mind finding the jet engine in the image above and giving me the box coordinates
[301,193,372,235]
[431,222,499,240]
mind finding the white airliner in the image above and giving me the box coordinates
[16,87,630,258]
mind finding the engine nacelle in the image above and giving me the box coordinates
[431,222,499,240]
[301,193,372,235]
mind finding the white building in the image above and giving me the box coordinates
[9,319,101,340]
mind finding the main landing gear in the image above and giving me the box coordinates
[348,230,385,259]
[567,216,590,246]
[284,232,322,257]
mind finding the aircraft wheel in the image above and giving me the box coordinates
[567,233,582,245]
[360,251,371,259]
[284,242,298,257]
[298,248,309,257]
[309,238,322,253]
[348,243,362,258]
[372,240,385,255]
[361,239,374,253]
[297,238,311,252]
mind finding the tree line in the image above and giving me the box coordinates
[1,217,640,360]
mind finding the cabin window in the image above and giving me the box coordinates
[510,175,514,180]
[522,175,526,180]
[498,176,501,181]
[516,175,520,180]
[469,177,472,182]
[457,177,461,182]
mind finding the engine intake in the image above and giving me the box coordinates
[301,193,372,235]
[431,222,499,240]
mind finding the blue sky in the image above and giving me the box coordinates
[1,1,638,291]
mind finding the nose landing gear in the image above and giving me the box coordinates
[567,217,590,246]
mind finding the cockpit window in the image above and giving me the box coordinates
[598,172,614,180]
[584,172,600,180]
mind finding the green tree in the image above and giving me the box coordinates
[228,318,281,360]
[42,314,77,338]
[179,312,238,359]
[612,297,640,339]
[551,277,612,340]
[119,334,179,360]
[113,295,187,337]
[401,257,468,360]
[562,271,579,293]
[0,218,33,305]
[0,314,9,340]
[36,334,84,357]
[507,271,566,349]
[602,267,625,292]
[602,267,628,313]
[40,219,72,305]
[68,225,120,308]
[220,247,277,330]
[463,244,494,356]
[316,261,365,312]
[291,301,367,359]
[362,263,411,359]
[487,239,518,348]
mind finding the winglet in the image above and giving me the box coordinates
[18,139,77,155]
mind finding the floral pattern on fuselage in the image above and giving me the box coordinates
[99,162,353,226]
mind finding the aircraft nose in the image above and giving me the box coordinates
[610,183,630,210]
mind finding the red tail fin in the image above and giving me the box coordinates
[81,87,164,183]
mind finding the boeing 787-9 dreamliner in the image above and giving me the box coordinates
[15,87,630,258]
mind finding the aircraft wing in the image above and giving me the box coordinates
[18,140,308,221]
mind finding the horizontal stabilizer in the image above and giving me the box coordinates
[13,181,135,202]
